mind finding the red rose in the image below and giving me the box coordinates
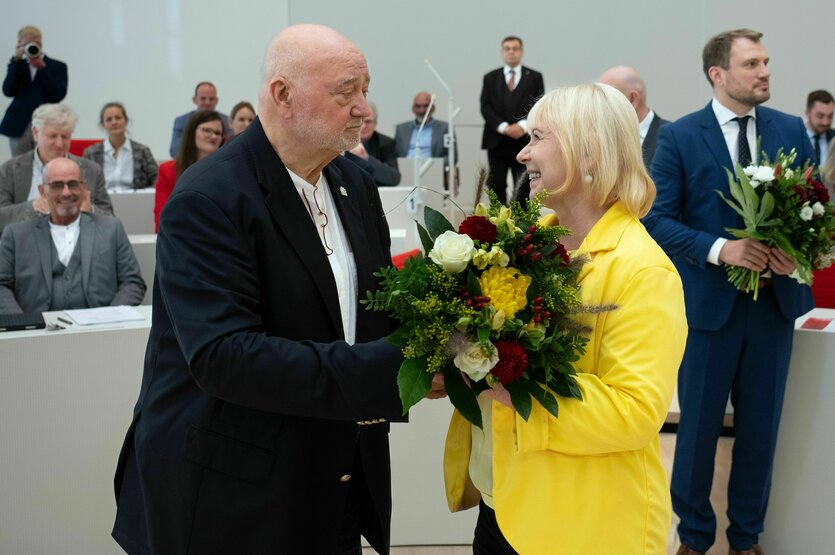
[458,216,498,243]
[809,179,830,204]
[490,340,528,385]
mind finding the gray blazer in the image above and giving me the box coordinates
[0,152,114,234]
[82,139,159,190]
[394,118,456,162]
[0,212,145,314]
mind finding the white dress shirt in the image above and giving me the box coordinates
[707,98,758,265]
[48,216,81,266]
[638,110,656,146]
[496,65,529,135]
[28,149,47,201]
[287,169,358,345]
[103,139,135,192]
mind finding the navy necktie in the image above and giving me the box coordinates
[734,116,752,167]
[813,134,822,165]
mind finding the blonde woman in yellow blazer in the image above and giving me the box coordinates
[443,84,688,554]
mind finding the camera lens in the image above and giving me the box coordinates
[24,42,40,58]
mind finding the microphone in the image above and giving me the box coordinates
[414,94,436,161]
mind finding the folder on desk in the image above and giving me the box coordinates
[0,312,46,332]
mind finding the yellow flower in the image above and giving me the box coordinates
[479,266,531,320]
[472,248,491,270]
[488,245,509,267]
[474,203,489,217]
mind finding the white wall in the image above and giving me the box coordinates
[2,0,834,204]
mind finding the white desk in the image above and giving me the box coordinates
[1,305,473,552]
[0,307,152,555]
[761,308,835,552]
[110,189,155,235]
[378,183,460,254]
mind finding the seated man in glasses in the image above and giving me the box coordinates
[0,102,113,235]
[0,157,145,314]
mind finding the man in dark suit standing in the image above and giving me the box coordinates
[0,25,68,156]
[112,24,412,555]
[480,36,544,205]
[597,65,669,166]
[804,89,834,165]
[645,29,814,555]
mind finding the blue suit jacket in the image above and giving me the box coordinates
[645,102,815,331]
[0,56,68,138]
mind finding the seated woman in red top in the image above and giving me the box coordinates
[154,110,224,231]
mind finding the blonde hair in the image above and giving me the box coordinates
[527,83,655,218]
[18,25,41,39]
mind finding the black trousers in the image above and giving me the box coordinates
[473,500,519,555]
[486,143,529,206]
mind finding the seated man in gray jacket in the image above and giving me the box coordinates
[0,158,144,314]
[0,102,113,234]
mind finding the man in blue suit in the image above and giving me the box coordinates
[168,81,229,157]
[645,29,814,555]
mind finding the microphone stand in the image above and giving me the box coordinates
[425,59,461,201]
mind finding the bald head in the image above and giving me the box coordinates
[411,91,435,122]
[40,158,87,226]
[257,24,372,182]
[597,66,649,119]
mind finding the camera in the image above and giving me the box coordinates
[23,42,41,59]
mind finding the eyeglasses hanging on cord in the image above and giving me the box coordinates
[301,185,334,256]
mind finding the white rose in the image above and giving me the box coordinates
[752,166,775,183]
[812,202,825,216]
[800,206,814,221]
[743,165,757,176]
[453,341,499,382]
[428,231,476,273]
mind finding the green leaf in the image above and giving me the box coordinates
[525,380,559,419]
[443,365,482,428]
[477,325,491,346]
[467,270,483,297]
[506,381,533,421]
[416,222,435,253]
[424,206,455,240]
[387,324,412,347]
[756,191,775,224]
[716,190,749,220]
[397,358,433,415]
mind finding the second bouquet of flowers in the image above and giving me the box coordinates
[363,192,589,428]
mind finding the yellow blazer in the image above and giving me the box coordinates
[443,202,687,554]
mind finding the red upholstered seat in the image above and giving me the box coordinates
[69,139,103,157]
[812,265,835,308]
[391,249,420,269]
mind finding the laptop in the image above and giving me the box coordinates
[0,312,46,332]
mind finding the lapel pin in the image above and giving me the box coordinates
[340,186,348,197]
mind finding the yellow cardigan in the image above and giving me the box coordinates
[443,202,687,554]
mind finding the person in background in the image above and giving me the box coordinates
[0,25,68,156]
[345,101,400,186]
[480,36,544,205]
[804,89,834,165]
[154,110,223,232]
[229,101,255,136]
[82,102,158,192]
[394,91,454,162]
[168,81,230,157]
[0,103,112,234]
[0,157,145,314]
[443,83,687,554]
[823,137,835,195]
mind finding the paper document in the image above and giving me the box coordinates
[64,306,146,325]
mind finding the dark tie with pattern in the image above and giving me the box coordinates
[507,69,516,92]
[734,116,752,167]
[813,134,822,164]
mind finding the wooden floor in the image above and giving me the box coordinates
[364,433,734,555]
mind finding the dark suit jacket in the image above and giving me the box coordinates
[642,112,669,166]
[480,65,544,151]
[0,152,114,233]
[169,110,230,157]
[394,118,456,161]
[810,128,835,164]
[112,118,404,555]
[83,139,159,190]
[0,56,68,138]
[0,213,145,313]
[345,131,401,186]
[645,102,815,331]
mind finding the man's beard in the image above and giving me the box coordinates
[295,113,362,153]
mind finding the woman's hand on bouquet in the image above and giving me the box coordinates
[426,373,447,399]
[480,381,513,409]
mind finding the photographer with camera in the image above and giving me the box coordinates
[1,25,67,157]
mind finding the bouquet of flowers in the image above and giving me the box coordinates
[363,192,590,428]
[716,148,835,300]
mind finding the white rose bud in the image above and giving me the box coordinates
[812,202,825,216]
[799,206,814,221]
[453,341,499,382]
[752,166,775,183]
[428,231,476,273]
